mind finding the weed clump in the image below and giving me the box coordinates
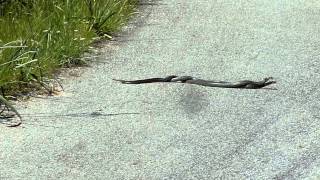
[0,0,137,94]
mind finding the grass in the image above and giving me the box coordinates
[0,0,137,95]
[0,0,137,125]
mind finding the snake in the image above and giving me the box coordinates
[112,75,178,84]
[113,75,276,89]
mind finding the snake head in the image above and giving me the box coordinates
[264,77,276,84]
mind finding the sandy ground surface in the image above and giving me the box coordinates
[1,0,320,179]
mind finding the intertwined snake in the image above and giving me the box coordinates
[113,75,276,89]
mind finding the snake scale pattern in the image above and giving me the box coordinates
[113,75,276,89]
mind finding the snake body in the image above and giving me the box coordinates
[185,78,274,89]
[114,75,276,89]
[113,75,177,84]
[172,76,275,89]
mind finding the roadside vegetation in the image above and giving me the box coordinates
[0,0,137,95]
[0,0,137,126]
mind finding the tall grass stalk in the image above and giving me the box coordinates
[0,0,137,94]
